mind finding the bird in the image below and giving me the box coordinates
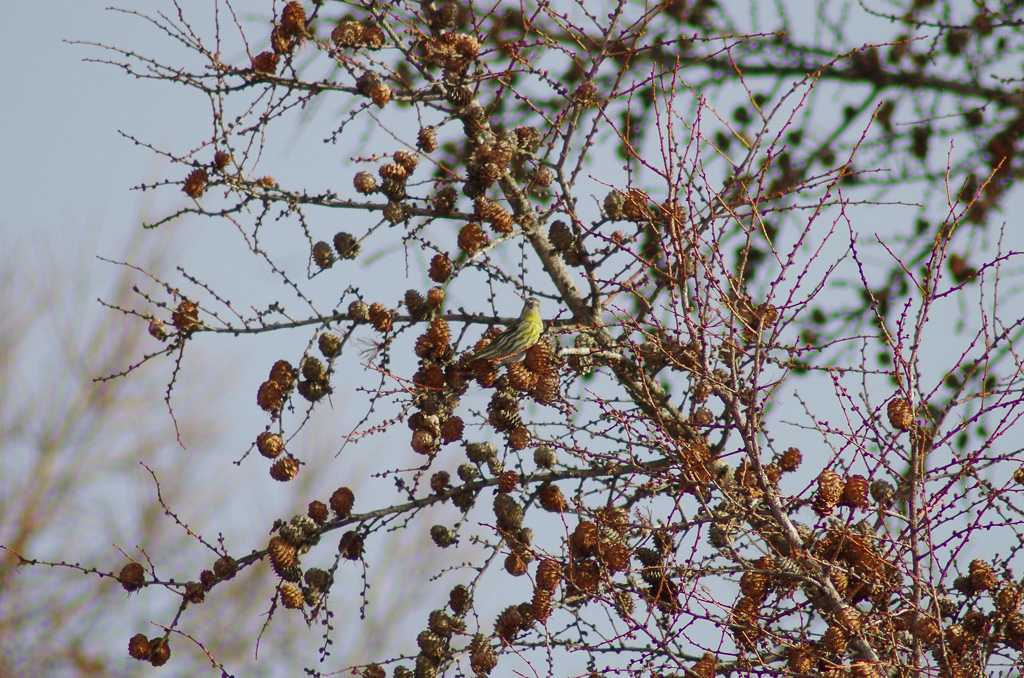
[471,298,544,364]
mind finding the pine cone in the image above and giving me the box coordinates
[842,475,870,509]
[538,483,567,513]
[457,222,489,254]
[778,446,802,472]
[814,469,844,515]
[886,396,914,431]
[418,126,439,153]
[536,559,562,592]
[429,253,453,282]
[530,587,552,622]
[280,582,304,609]
[183,168,208,198]
[270,456,300,481]
[969,559,997,592]
[571,521,599,558]
[251,51,279,75]
[256,432,284,458]
[279,2,306,37]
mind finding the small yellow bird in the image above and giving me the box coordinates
[472,298,544,364]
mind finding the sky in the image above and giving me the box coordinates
[5,1,1024,676]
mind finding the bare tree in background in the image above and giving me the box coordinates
[17,0,1024,675]
[0,236,232,675]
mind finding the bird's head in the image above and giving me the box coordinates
[522,297,541,318]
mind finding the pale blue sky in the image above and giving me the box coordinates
[6,2,1024,676]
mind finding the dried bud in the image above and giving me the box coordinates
[548,220,574,252]
[269,360,296,389]
[457,464,479,482]
[361,24,385,49]
[604,191,626,219]
[199,570,217,591]
[256,383,284,413]
[531,166,553,189]
[184,581,205,604]
[394,150,419,173]
[530,586,552,622]
[268,535,298,578]
[870,479,895,507]
[465,441,496,463]
[379,162,408,182]
[495,605,528,642]
[297,379,328,402]
[997,585,1022,615]
[405,289,428,319]
[270,24,296,54]
[369,82,392,108]
[304,567,332,592]
[689,653,717,678]
[331,20,364,48]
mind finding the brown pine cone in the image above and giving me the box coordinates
[886,396,914,431]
